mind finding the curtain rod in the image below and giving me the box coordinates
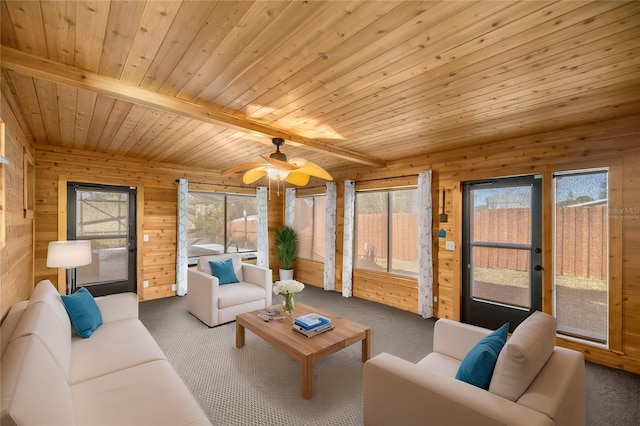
[174,179,254,190]
[353,173,420,184]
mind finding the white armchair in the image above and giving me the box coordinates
[364,313,585,426]
[187,254,272,327]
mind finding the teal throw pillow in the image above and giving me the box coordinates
[455,322,509,389]
[209,258,239,285]
[61,287,103,338]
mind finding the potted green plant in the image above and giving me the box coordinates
[275,225,298,280]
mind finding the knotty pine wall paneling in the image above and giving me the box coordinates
[34,145,247,302]
[308,115,640,373]
[1,88,35,319]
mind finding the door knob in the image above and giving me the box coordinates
[534,265,542,271]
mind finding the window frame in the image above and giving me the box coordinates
[293,193,327,262]
[552,168,610,346]
[354,187,419,277]
[186,191,257,259]
[544,160,622,353]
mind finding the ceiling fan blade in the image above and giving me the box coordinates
[289,158,333,180]
[222,162,268,176]
[284,171,311,186]
[261,155,299,171]
[242,168,268,184]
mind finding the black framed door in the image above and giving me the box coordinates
[67,182,137,296]
[462,175,542,331]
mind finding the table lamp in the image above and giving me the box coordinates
[46,240,92,295]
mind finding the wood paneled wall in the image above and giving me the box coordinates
[0,88,35,319]
[2,76,638,374]
[33,145,249,301]
[296,115,640,373]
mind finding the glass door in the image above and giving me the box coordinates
[67,182,137,296]
[462,175,542,331]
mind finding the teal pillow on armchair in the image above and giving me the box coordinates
[455,322,509,389]
[61,287,103,338]
[209,258,239,285]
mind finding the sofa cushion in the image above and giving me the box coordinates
[29,279,72,332]
[0,301,29,358]
[1,335,75,426]
[455,322,509,389]
[71,360,211,426]
[69,319,167,385]
[62,287,103,338]
[209,258,239,284]
[489,311,556,401]
[10,302,72,378]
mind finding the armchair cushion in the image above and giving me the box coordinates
[455,322,509,389]
[209,258,239,284]
[489,311,556,401]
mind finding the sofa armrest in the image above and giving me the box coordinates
[364,352,553,426]
[433,319,493,361]
[94,292,139,323]
[241,263,273,306]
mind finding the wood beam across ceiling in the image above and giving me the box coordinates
[0,46,386,168]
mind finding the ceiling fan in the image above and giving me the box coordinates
[222,138,333,186]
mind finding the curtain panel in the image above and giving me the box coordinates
[418,171,434,318]
[176,178,188,296]
[284,188,295,228]
[256,187,269,268]
[342,180,356,297]
[324,182,337,291]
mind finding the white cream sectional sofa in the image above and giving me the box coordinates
[1,280,211,426]
[363,312,585,426]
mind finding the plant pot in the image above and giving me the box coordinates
[279,269,294,280]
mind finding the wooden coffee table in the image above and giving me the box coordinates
[235,303,371,399]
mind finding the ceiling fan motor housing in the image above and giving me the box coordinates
[270,138,287,161]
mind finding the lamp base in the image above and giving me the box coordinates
[65,267,77,295]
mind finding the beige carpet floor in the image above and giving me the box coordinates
[139,285,639,426]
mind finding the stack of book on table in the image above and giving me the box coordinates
[292,313,334,337]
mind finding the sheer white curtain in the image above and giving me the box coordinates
[418,171,434,318]
[284,188,295,228]
[176,178,188,296]
[324,182,337,291]
[342,180,355,297]
[256,187,269,268]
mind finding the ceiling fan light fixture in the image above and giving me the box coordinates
[266,167,289,181]
[222,136,333,191]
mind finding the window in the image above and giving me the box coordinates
[293,195,326,262]
[355,189,418,276]
[553,169,608,345]
[187,192,256,258]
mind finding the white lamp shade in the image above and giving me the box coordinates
[46,240,92,268]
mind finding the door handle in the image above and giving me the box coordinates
[534,265,542,271]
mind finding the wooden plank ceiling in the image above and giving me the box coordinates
[1,1,639,176]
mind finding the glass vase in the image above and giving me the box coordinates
[282,293,294,315]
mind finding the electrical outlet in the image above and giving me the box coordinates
[143,234,149,242]
[143,280,149,288]
[172,284,176,291]
[433,295,438,302]
[445,241,455,250]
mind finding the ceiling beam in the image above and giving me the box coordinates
[0,45,386,168]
